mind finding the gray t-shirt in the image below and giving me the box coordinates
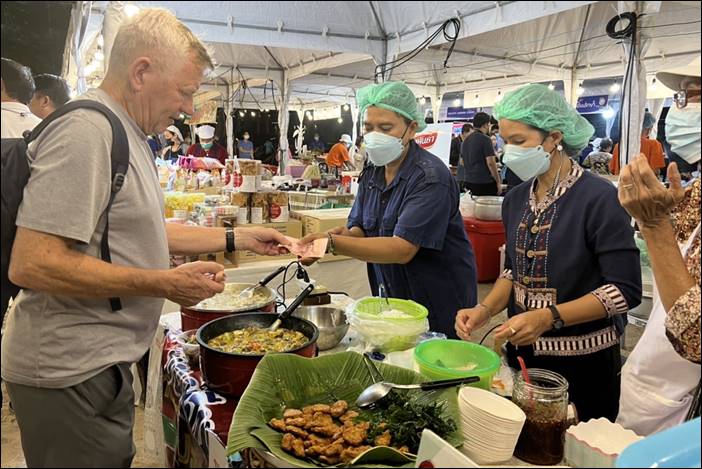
[1,88,170,388]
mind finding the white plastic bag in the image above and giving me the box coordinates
[346,297,429,352]
[459,192,475,218]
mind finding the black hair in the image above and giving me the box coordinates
[1,57,35,105]
[473,112,491,129]
[462,123,473,133]
[599,138,614,152]
[33,74,71,108]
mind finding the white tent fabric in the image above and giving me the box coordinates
[63,1,700,151]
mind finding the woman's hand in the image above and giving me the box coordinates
[298,227,348,265]
[494,309,552,346]
[618,155,685,230]
[455,306,491,340]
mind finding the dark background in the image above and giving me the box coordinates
[1,1,72,75]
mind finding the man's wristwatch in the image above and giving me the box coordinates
[225,227,235,253]
[549,305,564,331]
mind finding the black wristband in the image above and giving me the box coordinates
[225,228,235,253]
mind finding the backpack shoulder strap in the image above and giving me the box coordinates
[27,100,129,311]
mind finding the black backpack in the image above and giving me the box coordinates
[1,100,129,319]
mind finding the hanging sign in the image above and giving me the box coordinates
[446,107,478,120]
[414,123,453,167]
[576,95,609,114]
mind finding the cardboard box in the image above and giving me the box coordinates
[290,208,352,237]
[227,220,302,265]
[184,251,231,267]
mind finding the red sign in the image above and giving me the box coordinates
[415,132,438,149]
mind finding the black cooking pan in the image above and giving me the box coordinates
[197,284,318,397]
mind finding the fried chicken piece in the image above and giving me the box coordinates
[269,418,286,432]
[305,445,323,457]
[396,446,410,454]
[302,405,315,416]
[330,400,349,417]
[305,434,331,448]
[305,412,334,430]
[322,442,344,458]
[342,422,369,446]
[284,425,309,439]
[318,455,340,465]
[281,433,296,452]
[339,410,359,424]
[311,404,332,414]
[311,423,341,437]
[340,445,373,463]
[285,417,306,427]
[283,408,303,419]
[291,438,306,458]
[374,430,392,447]
[331,429,343,441]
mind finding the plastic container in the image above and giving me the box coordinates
[463,216,506,283]
[414,339,501,390]
[347,297,429,352]
[513,368,569,465]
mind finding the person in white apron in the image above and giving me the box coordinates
[617,57,701,436]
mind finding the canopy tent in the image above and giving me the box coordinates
[63,0,700,170]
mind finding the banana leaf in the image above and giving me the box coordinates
[227,351,463,467]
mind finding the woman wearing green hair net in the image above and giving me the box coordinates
[455,84,642,422]
[300,81,478,338]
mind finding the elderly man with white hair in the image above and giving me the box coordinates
[187,123,229,163]
[2,9,290,468]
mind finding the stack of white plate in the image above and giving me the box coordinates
[458,386,527,464]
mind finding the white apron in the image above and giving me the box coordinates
[617,223,701,436]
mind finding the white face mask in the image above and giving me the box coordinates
[666,102,701,164]
[243,135,250,140]
[502,142,553,181]
[364,132,406,166]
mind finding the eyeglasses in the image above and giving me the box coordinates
[673,89,702,109]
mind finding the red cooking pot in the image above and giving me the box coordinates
[180,267,286,331]
[197,285,318,397]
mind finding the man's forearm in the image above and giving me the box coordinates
[166,223,226,255]
[11,241,167,299]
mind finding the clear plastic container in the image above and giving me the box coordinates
[513,368,569,465]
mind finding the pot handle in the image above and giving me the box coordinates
[259,266,287,287]
[278,284,315,322]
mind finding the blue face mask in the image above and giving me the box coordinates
[202,142,213,150]
[666,103,701,164]
[364,126,410,166]
[502,141,552,181]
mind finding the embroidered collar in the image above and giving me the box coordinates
[529,161,584,214]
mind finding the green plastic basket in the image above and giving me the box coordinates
[414,339,501,390]
[350,298,428,352]
[353,297,428,320]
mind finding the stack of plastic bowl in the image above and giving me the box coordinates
[458,386,526,464]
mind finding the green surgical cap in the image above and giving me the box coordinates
[493,84,594,152]
[356,81,427,132]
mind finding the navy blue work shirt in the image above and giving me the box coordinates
[347,140,478,338]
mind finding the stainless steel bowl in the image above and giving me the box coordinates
[293,306,349,351]
[473,196,504,221]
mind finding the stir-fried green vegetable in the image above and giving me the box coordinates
[359,392,457,453]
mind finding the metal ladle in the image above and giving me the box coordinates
[355,376,481,409]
